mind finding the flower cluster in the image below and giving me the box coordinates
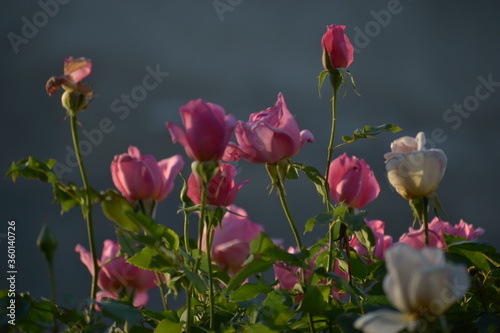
[7,23,498,333]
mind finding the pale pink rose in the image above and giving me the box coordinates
[166,99,236,161]
[202,205,264,275]
[187,163,248,207]
[321,25,354,70]
[349,220,393,260]
[328,153,380,209]
[223,93,314,164]
[441,219,485,240]
[75,240,157,309]
[111,146,184,202]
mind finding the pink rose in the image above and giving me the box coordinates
[166,99,236,162]
[349,220,393,260]
[187,163,249,207]
[202,205,264,275]
[223,93,314,164]
[274,247,348,302]
[399,220,447,249]
[321,25,354,70]
[441,219,485,240]
[111,146,184,202]
[328,153,380,209]
[75,240,157,308]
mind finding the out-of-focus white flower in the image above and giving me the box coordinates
[354,243,469,333]
[385,132,447,199]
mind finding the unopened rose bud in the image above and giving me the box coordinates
[37,223,58,264]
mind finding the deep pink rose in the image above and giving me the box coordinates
[75,240,157,308]
[201,205,264,275]
[166,99,236,162]
[349,220,393,260]
[187,163,248,207]
[111,146,184,202]
[321,25,354,70]
[223,93,314,164]
[328,153,380,209]
[274,247,348,302]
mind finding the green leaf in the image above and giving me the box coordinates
[304,211,335,234]
[338,123,402,147]
[447,241,498,271]
[244,324,280,333]
[317,70,330,97]
[6,157,59,183]
[155,319,183,333]
[353,222,375,257]
[127,212,180,250]
[298,285,328,315]
[226,259,273,292]
[98,299,142,325]
[101,192,139,232]
[127,246,179,271]
[183,269,207,294]
[292,164,329,204]
[249,232,296,262]
[230,282,274,302]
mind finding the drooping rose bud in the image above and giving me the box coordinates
[201,205,264,275]
[111,146,184,202]
[75,240,157,308]
[187,163,248,207]
[328,153,380,209]
[385,132,447,200]
[223,93,314,164]
[46,57,93,113]
[321,25,354,71]
[166,99,236,162]
[354,243,469,333]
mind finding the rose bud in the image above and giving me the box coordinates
[166,99,236,162]
[328,153,380,209]
[321,25,354,71]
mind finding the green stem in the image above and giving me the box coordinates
[323,70,341,190]
[70,114,98,311]
[155,272,168,311]
[185,287,192,333]
[184,210,191,255]
[205,223,215,331]
[275,178,315,332]
[276,181,302,249]
[48,261,58,333]
[422,197,429,246]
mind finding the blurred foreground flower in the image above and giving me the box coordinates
[187,163,249,207]
[111,146,184,202]
[354,243,469,333]
[328,153,380,209]
[321,24,354,71]
[201,205,264,275]
[385,132,447,200]
[166,99,236,162]
[75,240,157,308]
[223,93,314,164]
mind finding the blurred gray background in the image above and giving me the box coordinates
[1,1,499,312]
